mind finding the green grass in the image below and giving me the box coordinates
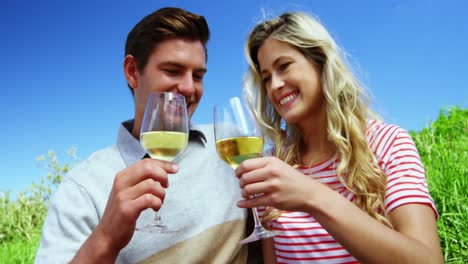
[0,232,40,264]
[411,106,468,263]
[0,109,466,263]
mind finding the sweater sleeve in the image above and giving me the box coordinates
[34,176,99,263]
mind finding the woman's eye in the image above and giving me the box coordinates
[262,76,271,85]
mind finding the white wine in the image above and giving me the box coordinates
[140,131,188,161]
[215,136,264,169]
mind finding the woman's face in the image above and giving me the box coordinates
[257,38,324,126]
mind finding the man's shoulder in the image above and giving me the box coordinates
[78,144,123,168]
[64,144,124,187]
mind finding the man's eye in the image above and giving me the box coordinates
[193,73,204,81]
[164,69,179,75]
[278,62,290,71]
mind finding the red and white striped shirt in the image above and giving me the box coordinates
[260,120,437,263]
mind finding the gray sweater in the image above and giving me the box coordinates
[35,121,248,263]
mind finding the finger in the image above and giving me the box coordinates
[126,159,177,188]
[236,193,270,208]
[130,192,163,213]
[144,157,180,174]
[139,157,179,175]
[128,178,166,204]
[238,165,269,188]
[235,157,269,179]
[240,181,270,199]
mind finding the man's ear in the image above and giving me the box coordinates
[124,54,138,89]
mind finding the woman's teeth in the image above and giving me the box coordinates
[280,93,297,106]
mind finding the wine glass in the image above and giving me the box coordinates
[213,96,281,244]
[137,91,189,232]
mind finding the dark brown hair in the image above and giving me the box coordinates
[125,7,210,95]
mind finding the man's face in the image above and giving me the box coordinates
[132,38,207,121]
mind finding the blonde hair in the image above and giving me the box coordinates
[244,12,391,227]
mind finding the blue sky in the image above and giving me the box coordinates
[2,0,467,197]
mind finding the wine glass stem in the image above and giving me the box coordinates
[251,206,273,239]
[154,212,161,222]
[252,207,262,228]
[153,211,165,227]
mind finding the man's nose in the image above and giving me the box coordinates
[176,73,195,96]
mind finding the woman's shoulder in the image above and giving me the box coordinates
[366,119,410,140]
[366,119,405,133]
[366,119,412,159]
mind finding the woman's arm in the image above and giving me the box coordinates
[306,181,443,264]
[236,156,443,264]
[262,238,277,264]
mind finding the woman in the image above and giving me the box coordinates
[236,12,443,263]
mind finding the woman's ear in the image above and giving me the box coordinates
[124,54,138,89]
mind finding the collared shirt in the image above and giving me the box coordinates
[35,120,248,263]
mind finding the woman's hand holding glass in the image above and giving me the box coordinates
[235,156,318,213]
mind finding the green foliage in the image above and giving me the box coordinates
[0,232,40,264]
[411,106,468,263]
[0,149,77,263]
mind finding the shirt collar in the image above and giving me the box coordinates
[117,119,207,167]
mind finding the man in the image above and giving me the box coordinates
[35,7,249,263]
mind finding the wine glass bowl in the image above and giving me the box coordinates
[215,136,264,168]
[140,131,188,161]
